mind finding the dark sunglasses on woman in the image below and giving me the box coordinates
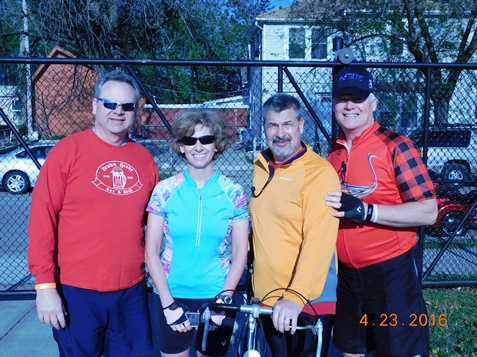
[182,135,216,146]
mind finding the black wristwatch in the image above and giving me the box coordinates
[216,294,233,304]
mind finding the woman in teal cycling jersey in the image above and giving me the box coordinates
[145,110,250,357]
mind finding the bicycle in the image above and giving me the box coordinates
[187,297,324,357]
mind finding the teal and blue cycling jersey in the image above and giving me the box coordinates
[146,169,249,298]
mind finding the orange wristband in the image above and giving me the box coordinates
[35,283,57,290]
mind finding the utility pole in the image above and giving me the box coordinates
[20,0,35,140]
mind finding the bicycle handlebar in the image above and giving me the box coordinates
[201,300,324,355]
[208,301,315,322]
[208,302,273,316]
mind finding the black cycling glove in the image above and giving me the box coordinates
[339,193,366,222]
[163,301,189,326]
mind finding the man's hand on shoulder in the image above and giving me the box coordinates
[272,299,302,334]
[325,191,369,222]
[36,288,67,330]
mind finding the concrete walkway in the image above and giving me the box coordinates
[0,295,342,357]
[0,298,57,356]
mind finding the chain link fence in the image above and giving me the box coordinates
[1,58,477,295]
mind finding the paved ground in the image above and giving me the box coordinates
[0,297,57,356]
[0,294,343,357]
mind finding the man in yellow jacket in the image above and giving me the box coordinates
[250,93,340,357]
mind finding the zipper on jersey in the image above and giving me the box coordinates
[195,189,203,245]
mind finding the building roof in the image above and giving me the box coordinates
[32,46,82,84]
[256,0,460,21]
[256,0,326,21]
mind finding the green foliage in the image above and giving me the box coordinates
[244,151,255,164]
[288,0,477,64]
[159,171,174,180]
[17,123,28,137]
[0,1,24,84]
[424,238,477,250]
[0,1,22,53]
[286,0,477,124]
[141,0,269,103]
[424,287,477,356]
[50,135,65,140]
[11,0,271,103]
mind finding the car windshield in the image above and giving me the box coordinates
[428,130,471,147]
[410,128,472,147]
[15,146,50,159]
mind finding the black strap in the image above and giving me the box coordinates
[163,301,189,326]
[169,312,188,326]
[163,301,179,310]
[246,229,254,303]
[365,204,374,222]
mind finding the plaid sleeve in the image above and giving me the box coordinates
[380,129,436,202]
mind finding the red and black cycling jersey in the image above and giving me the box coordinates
[328,120,436,268]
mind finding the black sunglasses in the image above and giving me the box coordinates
[97,98,136,112]
[182,135,216,146]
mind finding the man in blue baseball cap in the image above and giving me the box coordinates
[332,66,374,99]
[325,66,437,357]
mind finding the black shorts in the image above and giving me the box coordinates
[150,293,235,356]
[334,249,429,357]
[261,313,335,357]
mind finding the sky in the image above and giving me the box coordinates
[269,0,295,11]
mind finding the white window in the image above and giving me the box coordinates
[12,98,21,122]
[289,28,306,59]
[311,29,328,59]
[287,26,329,60]
[251,34,261,59]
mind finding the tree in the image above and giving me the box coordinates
[286,0,477,124]
[0,0,23,84]
[21,0,270,103]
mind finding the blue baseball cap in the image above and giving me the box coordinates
[333,67,374,99]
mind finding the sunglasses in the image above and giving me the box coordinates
[182,135,216,146]
[97,98,136,112]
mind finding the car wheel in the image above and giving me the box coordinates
[3,170,30,194]
[437,211,469,237]
[441,163,468,182]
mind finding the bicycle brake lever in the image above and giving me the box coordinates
[312,318,323,336]
[201,306,211,351]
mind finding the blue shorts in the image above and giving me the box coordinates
[334,248,429,356]
[53,280,153,357]
[150,293,236,355]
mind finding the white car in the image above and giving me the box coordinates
[0,143,55,194]
[411,126,477,182]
